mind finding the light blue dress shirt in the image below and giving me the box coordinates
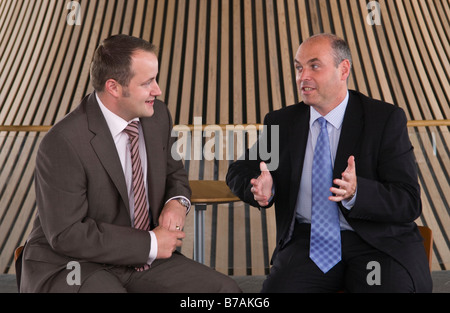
[295,91,355,231]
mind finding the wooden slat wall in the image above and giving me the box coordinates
[0,0,448,274]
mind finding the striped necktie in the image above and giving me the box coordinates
[124,121,151,231]
[124,121,151,271]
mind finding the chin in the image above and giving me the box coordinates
[142,103,155,117]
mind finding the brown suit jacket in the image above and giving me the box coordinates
[20,93,190,292]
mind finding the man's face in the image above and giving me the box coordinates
[294,37,349,114]
[117,50,162,121]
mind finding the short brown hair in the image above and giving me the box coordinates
[90,34,158,92]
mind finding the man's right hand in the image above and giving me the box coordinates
[153,226,185,259]
[250,162,274,207]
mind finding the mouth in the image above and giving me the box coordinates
[145,99,154,105]
[301,86,316,94]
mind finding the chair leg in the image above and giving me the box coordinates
[14,245,24,292]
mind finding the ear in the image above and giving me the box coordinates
[340,59,351,81]
[104,79,121,98]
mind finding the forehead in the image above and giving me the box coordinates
[130,50,158,71]
[295,37,333,64]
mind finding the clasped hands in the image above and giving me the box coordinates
[153,199,187,259]
[251,156,357,207]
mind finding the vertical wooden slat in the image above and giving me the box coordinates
[157,0,175,102]
[253,0,270,119]
[60,0,97,114]
[285,0,301,105]
[243,0,256,124]
[276,0,296,109]
[264,0,283,111]
[148,0,166,52]
[165,0,186,120]
[205,0,218,125]
[191,0,207,120]
[0,0,36,124]
[131,0,145,37]
[177,0,197,125]
[141,0,156,41]
[410,0,449,118]
[359,0,392,103]
[218,0,230,124]
[6,1,52,125]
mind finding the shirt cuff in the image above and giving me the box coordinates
[342,189,357,209]
[268,185,275,202]
[148,231,158,265]
[165,196,191,214]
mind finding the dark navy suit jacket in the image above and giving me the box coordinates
[227,90,432,292]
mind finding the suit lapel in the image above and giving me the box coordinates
[140,115,165,221]
[86,93,130,213]
[288,104,310,208]
[334,91,364,178]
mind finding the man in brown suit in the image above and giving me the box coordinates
[19,34,240,293]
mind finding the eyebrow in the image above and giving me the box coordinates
[294,57,321,65]
[142,76,156,84]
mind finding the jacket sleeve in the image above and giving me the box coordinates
[226,114,275,209]
[162,105,191,201]
[346,107,422,223]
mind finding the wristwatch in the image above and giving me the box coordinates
[177,198,190,209]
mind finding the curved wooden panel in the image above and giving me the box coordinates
[0,0,448,274]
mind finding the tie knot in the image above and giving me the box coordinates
[124,121,140,139]
[316,117,327,129]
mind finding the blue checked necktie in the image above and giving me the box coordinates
[310,117,341,273]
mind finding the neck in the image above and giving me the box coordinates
[314,89,348,116]
[96,91,123,118]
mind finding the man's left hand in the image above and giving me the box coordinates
[330,155,357,202]
[159,199,187,231]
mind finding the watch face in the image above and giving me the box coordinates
[179,198,188,207]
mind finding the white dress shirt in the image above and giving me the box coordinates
[96,93,158,264]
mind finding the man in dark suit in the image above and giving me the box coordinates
[20,34,241,293]
[226,33,432,292]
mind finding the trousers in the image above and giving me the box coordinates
[262,222,416,293]
[48,251,241,293]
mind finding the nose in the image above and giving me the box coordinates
[297,68,310,83]
[151,81,162,97]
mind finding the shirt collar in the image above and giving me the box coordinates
[310,91,349,130]
[95,92,139,137]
